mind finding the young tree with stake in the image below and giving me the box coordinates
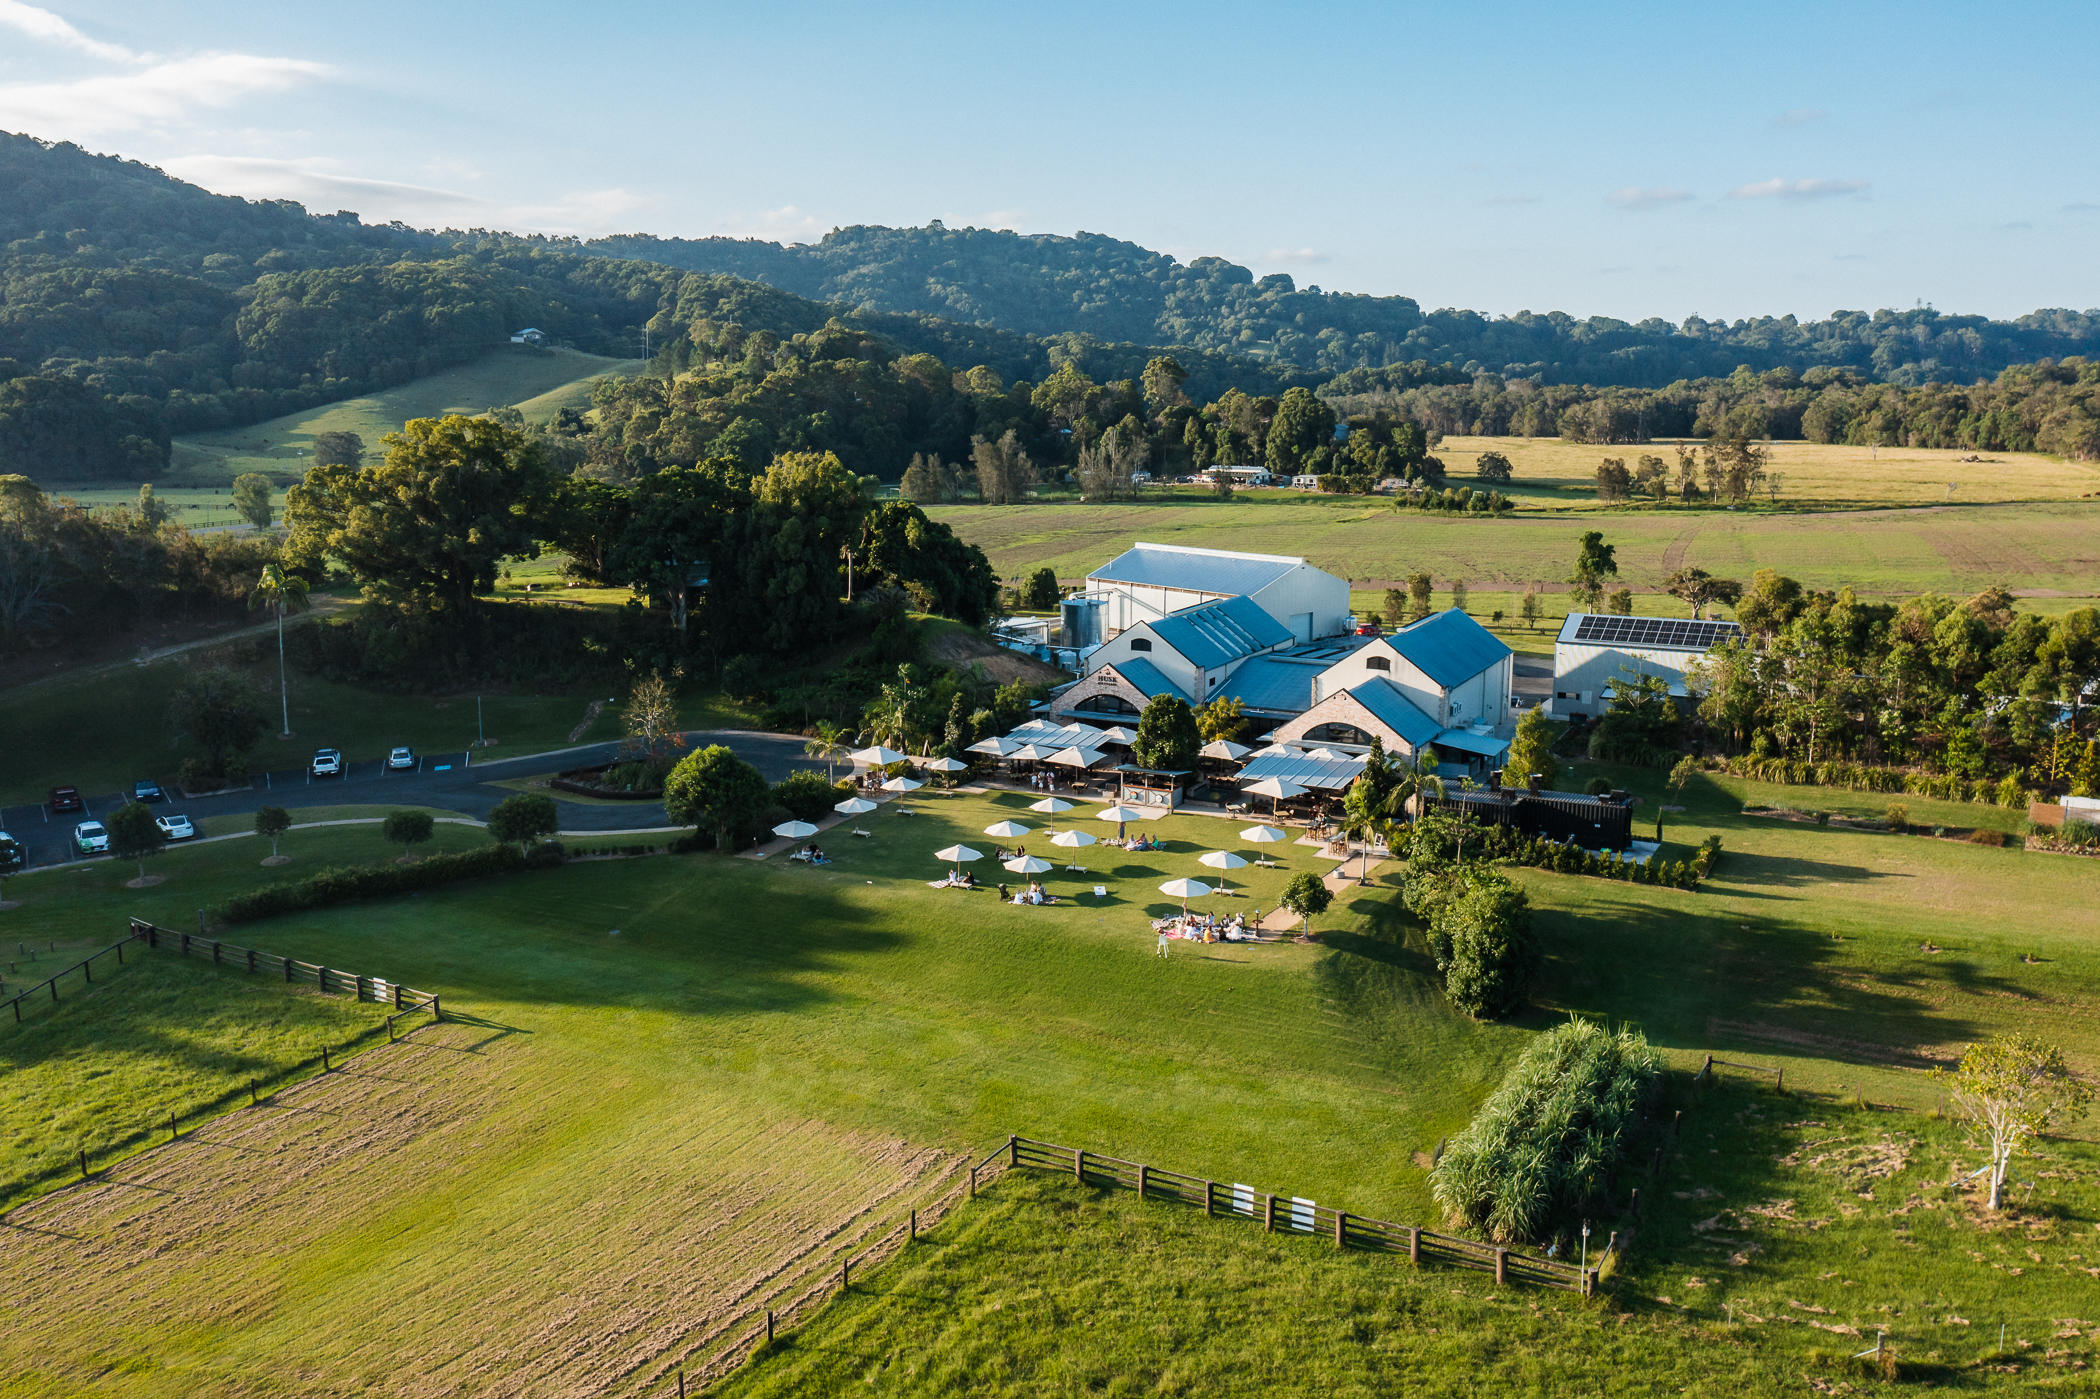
[106,801,167,884]
[1280,871,1332,937]
[383,810,435,862]
[1935,1035,2090,1211]
[254,805,292,861]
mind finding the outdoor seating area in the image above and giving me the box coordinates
[1153,910,1264,943]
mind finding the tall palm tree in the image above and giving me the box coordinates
[804,720,849,779]
[250,563,309,737]
[1386,749,1447,823]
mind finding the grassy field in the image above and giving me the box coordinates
[1437,435,2100,511]
[0,766,2094,1392]
[160,346,640,487]
[0,936,387,1208]
[931,496,2100,605]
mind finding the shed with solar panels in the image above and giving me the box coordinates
[1551,612,1744,720]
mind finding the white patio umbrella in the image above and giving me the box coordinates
[983,819,1032,839]
[772,820,819,840]
[1094,725,1138,745]
[1240,824,1288,865]
[835,796,879,815]
[1199,738,1251,762]
[924,756,969,772]
[1004,854,1054,875]
[1242,777,1306,814]
[1197,849,1249,896]
[1007,743,1052,762]
[934,843,982,872]
[881,775,925,793]
[1046,746,1106,768]
[1030,796,1075,813]
[1049,828,1096,848]
[1097,803,1147,823]
[1158,876,1213,914]
[966,736,1017,757]
[851,745,909,766]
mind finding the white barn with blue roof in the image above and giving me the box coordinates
[1081,542,1351,644]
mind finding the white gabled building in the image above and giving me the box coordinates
[1077,542,1351,645]
[1552,612,1744,720]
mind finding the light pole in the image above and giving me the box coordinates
[1580,1220,1591,1277]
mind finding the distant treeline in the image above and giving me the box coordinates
[1327,359,2100,459]
[588,223,2100,384]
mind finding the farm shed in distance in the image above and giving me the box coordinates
[1551,613,1742,721]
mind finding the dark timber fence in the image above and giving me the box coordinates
[0,920,443,1215]
[1002,1135,1598,1294]
[1,936,138,1023]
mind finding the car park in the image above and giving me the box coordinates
[310,748,344,778]
[155,813,196,841]
[74,821,108,855]
[387,746,417,771]
[48,786,83,813]
[132,779,165,802]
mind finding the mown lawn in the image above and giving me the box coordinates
[0,778,2092,1393]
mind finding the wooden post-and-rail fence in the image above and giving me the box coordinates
[129,919,443,1015]
[1004,1134,1599,1295]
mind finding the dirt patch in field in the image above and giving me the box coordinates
[0,1020,968,1398]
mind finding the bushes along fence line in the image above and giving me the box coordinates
[215,842,563,924]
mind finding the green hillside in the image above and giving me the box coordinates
[165,346,640,485]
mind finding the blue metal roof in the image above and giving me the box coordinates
[1215,655,1319,714]
[1434,727,1512,758]
[1106,655,1188,701]
[1147,594,1293,671]
[1346,677,1443,749]
[1390,610,1511,689]
[1089,543,1304,597]
[1237,751,1367,791]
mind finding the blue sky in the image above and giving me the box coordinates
[3,0,2096,320]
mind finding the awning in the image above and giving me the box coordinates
[1433,728,1512,759]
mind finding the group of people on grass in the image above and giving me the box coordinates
[1003,881,1059,906]
[790,843,831,865]
[1151,910,1256,951]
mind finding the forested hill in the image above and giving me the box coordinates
[588,224,2100,387]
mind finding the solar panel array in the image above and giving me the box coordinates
[1572,615,1740,650]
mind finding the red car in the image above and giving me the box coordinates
[48,785,83,813]
[1354,622,1382,636]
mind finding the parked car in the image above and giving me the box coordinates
[387,746,417,771]
[0,830,22,872]
[48,785,83,813]
[74,821,108,855]
[155,813,196,841]
[310,748,343,778]
[132,778,165,802]
[1354,622,1382,636]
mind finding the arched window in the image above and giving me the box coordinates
[1078,692,1140,716]
[1365,656,1391,672]
[1129,637,1153,652]
[1308,723,1373,746]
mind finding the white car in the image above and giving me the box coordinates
[387,746,417,771]
[74,821,109,855]
[0,829,20,871]
[310,748,343,777]
[156,813,196,841]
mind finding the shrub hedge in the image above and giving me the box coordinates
[1718,755,2036,808]
[216,842,564,923]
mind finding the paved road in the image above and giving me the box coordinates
[0,730,820,872]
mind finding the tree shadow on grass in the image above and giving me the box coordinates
[1703,848,1891,894]
[1535,893,1997,1075]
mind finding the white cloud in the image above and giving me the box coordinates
[1774,107,1827,128]
[0,0,141,64]
[162,153,654,236]
[1607,186,1692,211]
[0,52,328,136]
[1264,247,1329,265]
[712,204,830,244]
[1727,176,1869,200]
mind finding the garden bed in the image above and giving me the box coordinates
[549,762,664,800]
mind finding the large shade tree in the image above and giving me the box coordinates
[285,415,552,627]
